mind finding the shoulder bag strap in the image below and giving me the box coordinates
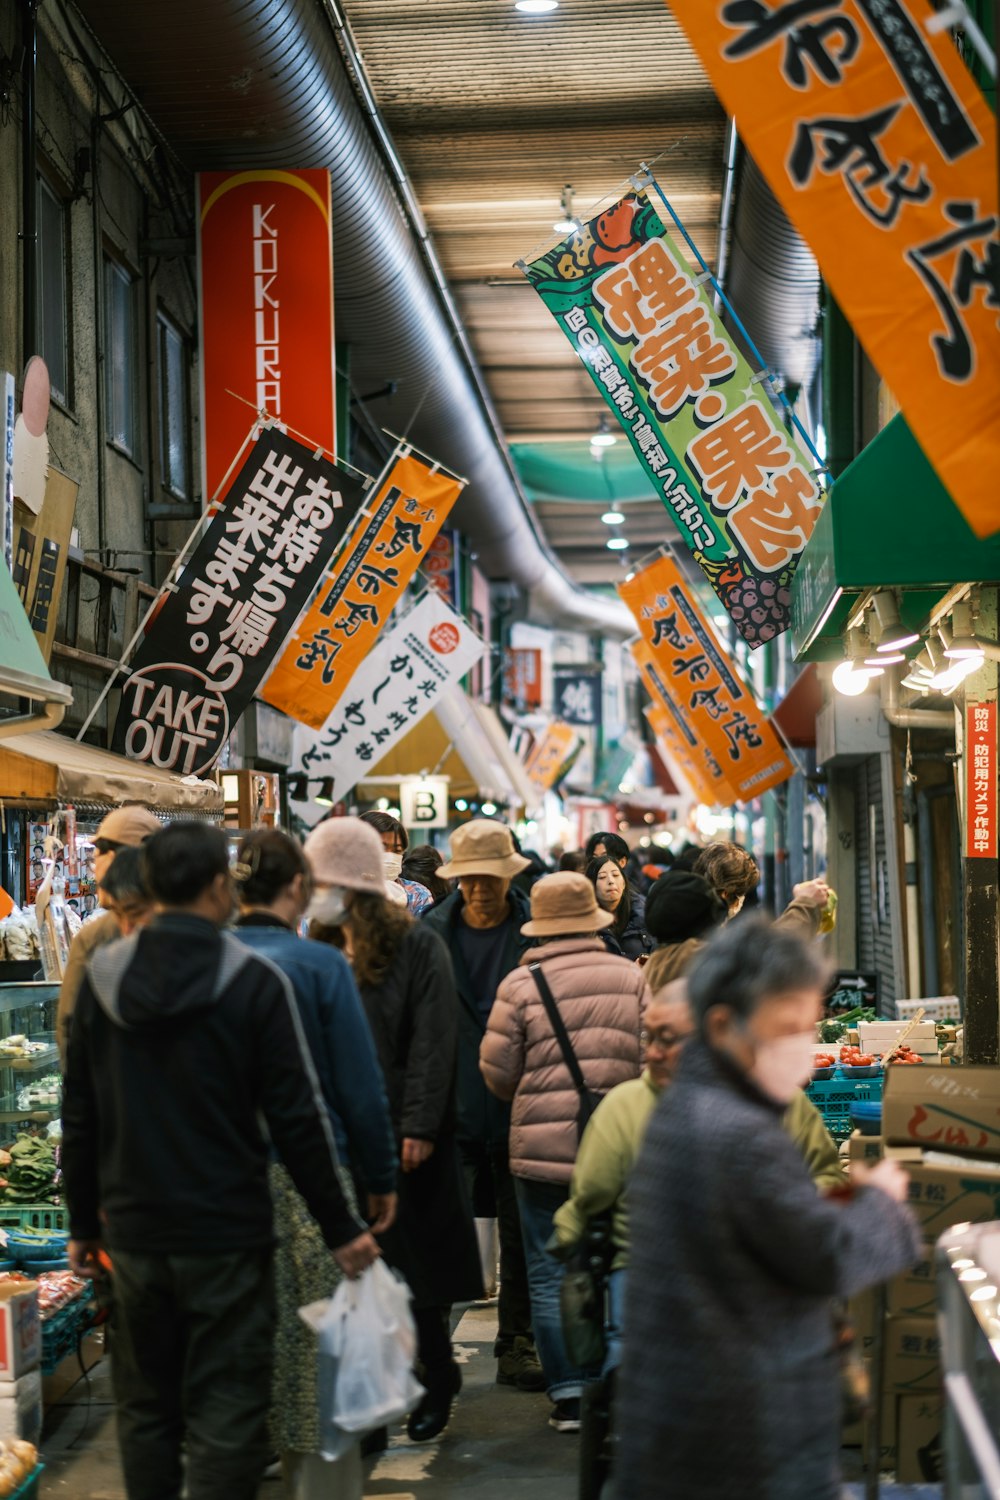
[528,961,588,1103]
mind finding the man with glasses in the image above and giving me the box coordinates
[57,804,161,1063]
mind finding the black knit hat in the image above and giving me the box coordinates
[644,870,727,944]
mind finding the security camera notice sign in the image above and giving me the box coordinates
[967,702,997,859]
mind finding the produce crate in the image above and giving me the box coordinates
[10,1464,42,1500]
[41,1297,94,1375]
[806,1073,884,1141]
[0,1205,67,1233]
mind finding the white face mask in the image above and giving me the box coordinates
[306,888,348,927]
[383,851,404,882]
[746,1029,816,1105]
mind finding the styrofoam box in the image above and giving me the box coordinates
[0,1283,40,1383]
[858,1021,939,1056]
[896,996,962,1023]
[0,1367,41,1445]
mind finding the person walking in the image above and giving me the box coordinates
[62,821,378,1500]
[480,872,649,1432]
[424,820,544,1393]
[616,919,922,1500]
[359,809,433,915]
[304,817,484,1443]
[96,846,156,937]
[232,828,398,1499]
[586,855,652,961]
[642,869,728,989]
[401,843,452,907]
[694,839,830,930]
[57,803,161,1061]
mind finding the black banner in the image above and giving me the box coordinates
[111,427,365,775]
[552,667,603,729]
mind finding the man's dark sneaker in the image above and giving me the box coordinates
[496,1336,546,1391]
[548,1398,581,1433]
[407,1361,462,1443]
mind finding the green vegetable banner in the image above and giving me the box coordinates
[520,188,827,646]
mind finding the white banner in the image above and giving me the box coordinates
[293,592,485,820]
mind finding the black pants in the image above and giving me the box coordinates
[459,1139,532,1355]
[413,1304,453,1382]
[110,1246,275,1500]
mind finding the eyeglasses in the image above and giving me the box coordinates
[92,838,125,856]
[641,1028,693,1051]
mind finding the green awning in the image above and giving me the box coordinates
[791,414,1000,660]
[511,441,659,505]
[0,562,73,734]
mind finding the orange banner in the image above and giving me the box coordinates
[198,170,335,502]
[261,451,463,727]
[644,703,721,807]
[667,0,999,538]
[636,646,741,806]
[621,555,793,800]
[525,721,578,793]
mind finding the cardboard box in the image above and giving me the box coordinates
[858,1020,939,1058]
[848,1129,884,1164]
[885,1145,1000,1237]
[883,1065,1000,1157]
[882,1315,942,1396]
[886,1247,937,1318]
[897,1393,945,1484]
[864,1389,898,1471]
[0,1282,39,1383]
[0,1367,41,1445]
[848,1287,878,1347]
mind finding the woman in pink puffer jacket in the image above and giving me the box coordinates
[479,871,649,1432]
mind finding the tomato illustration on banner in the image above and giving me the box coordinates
[621,555,793,801]
[664,0,1000,542]
[521,189,825,646]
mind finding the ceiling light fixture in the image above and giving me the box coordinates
[871,590,920,653]
[553,182,577,233]
[287,772,308,802]
[607,537,629,551]
[516,0,559,11]
[833,626,883,697]
[314,778,336,807]
[601,510,625,525]
[590,416,617,448]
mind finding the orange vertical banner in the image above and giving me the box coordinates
[664,0,1000,538]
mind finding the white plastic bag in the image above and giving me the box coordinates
[300,1260,424,1457]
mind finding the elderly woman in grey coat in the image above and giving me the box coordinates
[616,918,921,1500]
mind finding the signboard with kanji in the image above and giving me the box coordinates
[261,449,463,728]
[638,650,742,806]
[291,593,485,816]
[198,170,336,501]
[622,554,794,800]
[503,647,544,708]
[524,721,578,793]
[553,667,603,728]
[112,427,363,776]
[522,189,825,645]
[966,701,997,859]
[665,0,999,541]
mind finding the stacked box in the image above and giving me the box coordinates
[0,1368,42,1445]
[0,1282,40,1386]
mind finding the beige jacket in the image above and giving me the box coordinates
[57,911,120,1064]
[479,936,649,1184]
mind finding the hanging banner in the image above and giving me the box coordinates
[503,647,544,708]
[198,169,336,501]
[261,450,464,728]
[635,644,741,806]
[2,373,14,572]
[665,1,999,540]
[644,703,717,807]
[524,721,579,793]
[12,469,78,662]
[291,592,485,812]
[622,555,794,800]
[966,701,997,859]
[552,667,603,728]
[400,777,450,830]
[112,427,364,776]
[424,528,461,608]
[521,188,824,645]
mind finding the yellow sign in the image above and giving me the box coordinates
[666,0,1000,538]
[524,721,578,793]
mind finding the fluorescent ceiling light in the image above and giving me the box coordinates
[607,537,629,551]
[590,430,617,447]
[601,510,625,525]
[515,1,559,13]
[872,591,919,652]
[832,660,881,697]
[553,217,578,233]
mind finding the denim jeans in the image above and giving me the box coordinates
[514,1176,591,1402]
[461,1141,533,1356]
[604,1267,626,1376]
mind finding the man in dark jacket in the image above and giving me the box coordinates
[425,819,543,1391]
[63,822,378,1500]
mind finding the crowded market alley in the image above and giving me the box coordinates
[0,0,999,1497]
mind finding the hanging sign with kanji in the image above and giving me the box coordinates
[553,667,603,728]
[261,449,464,728]
[521,189,824,646]
[635,644,742,806]
[966,701,997,859]
[665,0,999,541]
[524,721,579,793]
[643,702,722,807]
[291,592,485,815]
[622,555,794,800]
[112,427,364,776]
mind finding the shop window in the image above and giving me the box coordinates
[104,257,139,457]
[157,313,190,499]
[37,177,71,406]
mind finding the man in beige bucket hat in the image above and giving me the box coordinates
[424,820,544,1392]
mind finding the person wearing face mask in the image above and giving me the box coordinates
[359,810,432,915]
[693,839,831,930]
[232,829,398,1500]
[586,855,652,962]
[62,822,379,1500]
[304,817,483,1445]
[616,918,923,1500]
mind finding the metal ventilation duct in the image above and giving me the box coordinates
[68,0,634,635]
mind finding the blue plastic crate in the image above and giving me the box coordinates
[806,1071,884,1140]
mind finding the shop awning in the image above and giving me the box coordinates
[791,414,1000,661]
[772,664,822,749]
[0,563,73,738]
[0,730,224,813]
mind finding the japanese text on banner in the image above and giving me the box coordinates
[290,592,485,816]
[966,701,997,859]
[644,702,727,807]
[524,722,579,793]
[621,554,793,800]
[665,0,999,540]
[634,642,742,805]
[523,188,824,646]
[262,451,464,727]
[112,428,364,776]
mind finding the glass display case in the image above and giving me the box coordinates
[0,981,61,1139]
[938,1220,1000,1498]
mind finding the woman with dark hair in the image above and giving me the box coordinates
[586,856,652,962]
[401,843,452,907]
[97,846,155,936]
[304,817,483,1444]
[359,809,432,915]
[232,829,398,1500]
